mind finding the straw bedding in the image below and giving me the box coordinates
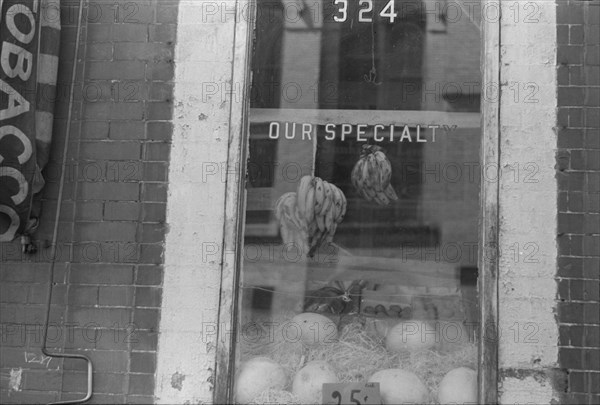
[240,315,477,404]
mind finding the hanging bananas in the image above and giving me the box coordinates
[274,191,309,254]
[275,175,347,258]
[351,145,399,206]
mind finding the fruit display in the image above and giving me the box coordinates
[237,312,477,404]
[242,140,478,405]
[274,175,347,257]
[351,145,399,205]
[241,3,488,400]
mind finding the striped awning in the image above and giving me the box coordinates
[0,0,61,242]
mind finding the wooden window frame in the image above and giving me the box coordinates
[212,1,500,403]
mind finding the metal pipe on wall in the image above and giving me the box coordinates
[40,0,94,403]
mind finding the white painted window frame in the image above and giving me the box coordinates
[212,1,501,403]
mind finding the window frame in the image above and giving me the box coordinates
[212,1,500,403]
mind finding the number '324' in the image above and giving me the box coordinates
[333,0,398,23]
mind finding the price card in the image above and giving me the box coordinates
[322,382,381,405]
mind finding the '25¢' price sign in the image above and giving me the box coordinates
[323,382,382,405]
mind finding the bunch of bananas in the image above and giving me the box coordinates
[275,175,347,257]
[351,145,399,206]
[274,192,309,254]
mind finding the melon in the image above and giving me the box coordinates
[368,369,428,404]
[290,312,338,345]
[235,357,286,403]
[437,367,477,404]
[292,361,339,404]
[385,321,438,353]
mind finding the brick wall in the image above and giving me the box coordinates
[0,0,176,403]
[556,0,600,403]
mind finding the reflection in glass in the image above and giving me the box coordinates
[238,1,482,403]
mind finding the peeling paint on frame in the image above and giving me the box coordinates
[154,0,252,403]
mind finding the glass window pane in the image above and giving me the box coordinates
[238,1,482,404]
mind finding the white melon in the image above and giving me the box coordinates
[368,369,429,404]
[385,321,438,353]
[437,367,477,404]
[290,312,338,345]
[235,357,286,403]
[292,361,339,404]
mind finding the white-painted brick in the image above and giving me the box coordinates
[498,1,559,403]
[500,376,555,405]
[155,1,247,402]
[178,1,239,25]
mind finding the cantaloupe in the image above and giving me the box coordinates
[437,367,477,404]
[385,321,438,353]
[290,312,338,345]
[234,357,286,403]
[292,361,339,404]
[368,369,428,404]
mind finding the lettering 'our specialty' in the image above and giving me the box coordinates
[268,122,440,142]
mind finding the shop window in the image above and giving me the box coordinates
[233,0,490,403]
